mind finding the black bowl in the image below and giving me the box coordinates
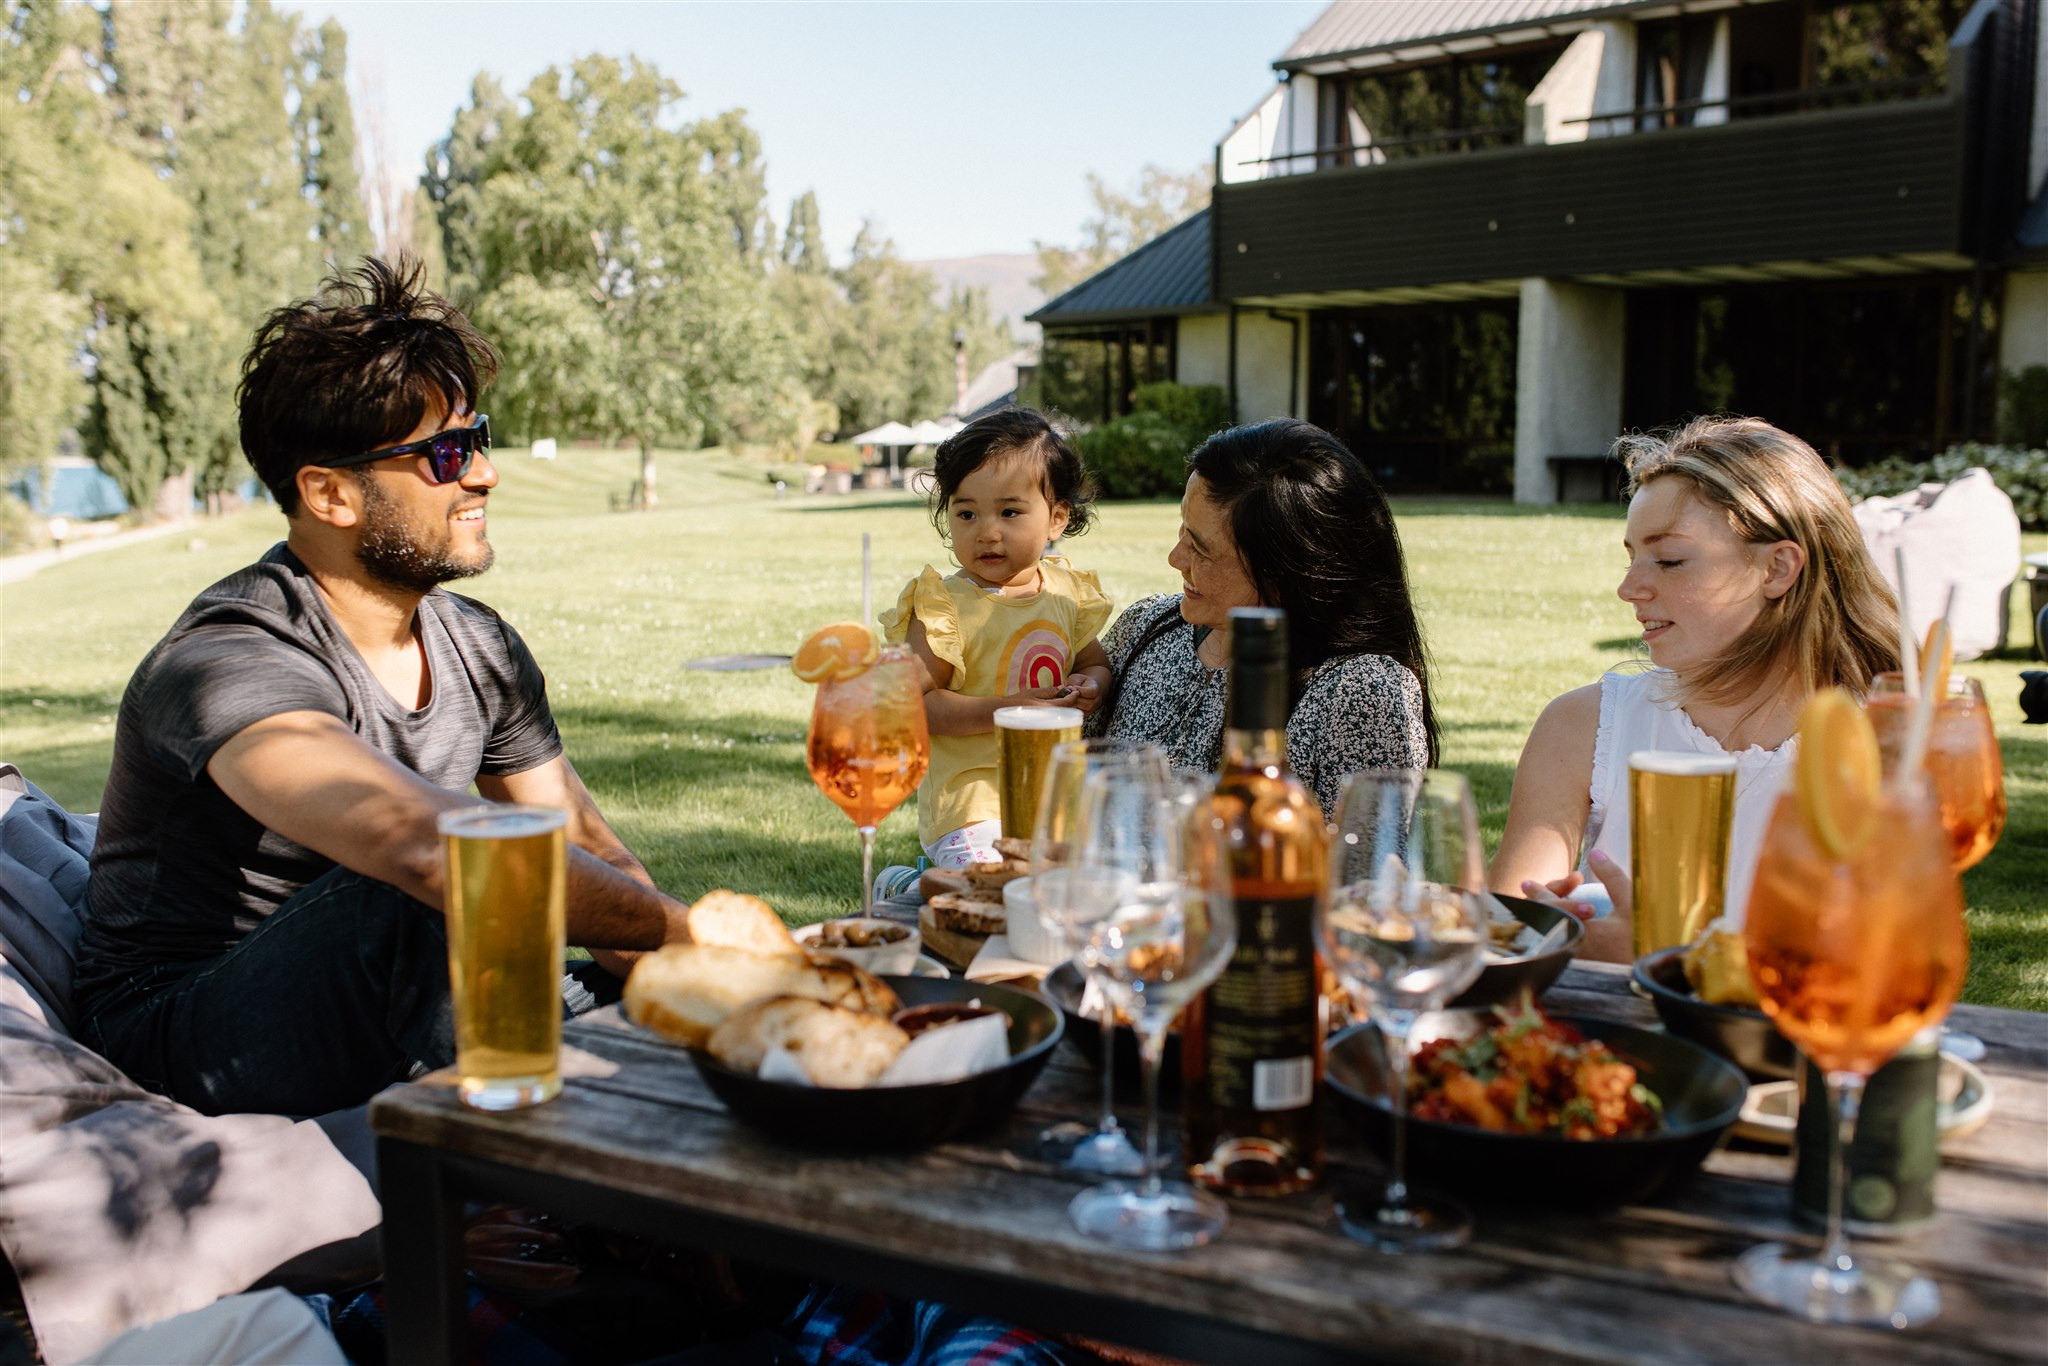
[686,976,1062,1149]
[1451,895,1584,1009]
[1633,946,1796,1082]
[1042,962,1178,1084]
[1325,1011,1747,1208]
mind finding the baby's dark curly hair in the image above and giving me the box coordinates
[927,407,1095,544]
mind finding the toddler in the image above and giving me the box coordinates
[880,408,1113,870]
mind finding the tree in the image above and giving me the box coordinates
[297,19,369,270]
[421,73,515,302]
[1032,164,1211,299]
[0,0,220,511]
[782,191,828,275]
[447,56,792,507]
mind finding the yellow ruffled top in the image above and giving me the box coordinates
[879,557,1112,845]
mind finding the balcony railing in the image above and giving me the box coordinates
[1233,76,1948,176]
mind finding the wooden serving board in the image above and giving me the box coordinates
[917,903,991,971]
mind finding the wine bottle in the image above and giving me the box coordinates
[1182,607,1327,1196]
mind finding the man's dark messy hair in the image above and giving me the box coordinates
[237,255,498,514]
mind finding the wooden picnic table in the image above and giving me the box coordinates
[370,960,2048,1365]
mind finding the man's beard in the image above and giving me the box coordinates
[354,474,494,593]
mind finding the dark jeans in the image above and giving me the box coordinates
[85,866,462,1118]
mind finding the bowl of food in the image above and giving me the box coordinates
[1449,893,1583,1009]
[794,916,923,976]
[625,890,1061,1148]
[1042,962,1178,1083]
[684,975,1063,1149]
[1325,1001,1747,1208]
[1632,926,1796,1082]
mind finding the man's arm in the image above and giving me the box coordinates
[208,713,688,977]
[481,755,690,977]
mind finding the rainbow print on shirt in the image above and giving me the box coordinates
[1000,620,1069,693]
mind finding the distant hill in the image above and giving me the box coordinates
[912,253,1044,338]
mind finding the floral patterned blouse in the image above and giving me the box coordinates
[1086,594,1429,816]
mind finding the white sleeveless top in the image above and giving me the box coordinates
[1583,670,1798,927]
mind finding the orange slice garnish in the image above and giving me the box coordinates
[791,621,879,683]
[1919,618,1953,703]
[1794,687,1882,859]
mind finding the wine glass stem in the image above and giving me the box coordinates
[1822,1071,1868,1279]
[1384,1025,1411,1211]
[857,825,877,913]
[1095,989,1122,1135]
[1135,1017,1169,1199]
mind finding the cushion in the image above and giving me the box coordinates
[0,767,381,1364]
[1853,468,2022,661]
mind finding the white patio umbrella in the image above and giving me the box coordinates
[850,421,915,446]
[903,418,961,446]
[850,421,916,481]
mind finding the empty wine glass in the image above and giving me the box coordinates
[1028,740,1167,1177]
[1065,763,1237,1251]
[1324,769,1487,1253]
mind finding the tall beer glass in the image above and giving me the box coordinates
[995,706,1082,840]
[439,805,568,1110]
[1628,751,1736,958]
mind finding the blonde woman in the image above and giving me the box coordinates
[1491,416,1900,962]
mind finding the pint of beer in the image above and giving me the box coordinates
[994,706,1083,839]
[439,805,568,1110]
[1628,751,1737,959]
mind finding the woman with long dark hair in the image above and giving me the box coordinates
[1088,418,1437,812]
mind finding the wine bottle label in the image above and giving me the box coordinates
[1200,894,1319,1113]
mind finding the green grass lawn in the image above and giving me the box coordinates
[4,447,2043,1009]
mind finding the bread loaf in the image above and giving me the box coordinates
[707,996,909,1087]
[625,943,899,1046]
[685,889,800,957]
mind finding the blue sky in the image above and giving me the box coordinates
[281,1,1325,263]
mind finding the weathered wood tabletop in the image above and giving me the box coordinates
[370,961,2048,1365]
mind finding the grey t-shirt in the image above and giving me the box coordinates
[76,543,562,1003]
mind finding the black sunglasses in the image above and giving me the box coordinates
[319,415,492,485]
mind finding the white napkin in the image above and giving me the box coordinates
[754,1010,1011,1088]
[876,1011,1010,1086]
[965,934,1047,983]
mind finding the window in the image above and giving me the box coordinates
[1622,276,1999,465]
[1038,321,1177,427]
[1308,300,1518,492]
[1318,41,1568,161]
[1636,14,1720,128]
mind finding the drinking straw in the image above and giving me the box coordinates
[861,533,872,628]
[1897,582,1956,784]
[1895,548,1919,702]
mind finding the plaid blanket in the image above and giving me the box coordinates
[783,1284,1095,1366]
[309,1279,1100,1365]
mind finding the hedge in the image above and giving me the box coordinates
[1835,444,2048,531]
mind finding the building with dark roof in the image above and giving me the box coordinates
[1032,0,2043,500]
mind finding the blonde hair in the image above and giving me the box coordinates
[1616,416,1899,710]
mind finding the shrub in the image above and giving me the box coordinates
[1132,381,1228,438]
[1835,444,2048,531]
[1074,383,1228,501]
[1076,410,1190,500]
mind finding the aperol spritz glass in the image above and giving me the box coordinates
[806,645,929,912]
[1736,771,1967,1326]
[1865,672,2006,872]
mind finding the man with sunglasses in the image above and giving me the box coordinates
[73,258,691,1117]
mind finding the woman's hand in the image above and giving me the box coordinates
[1060,673,1103,715]
[1518,848,1634,964]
